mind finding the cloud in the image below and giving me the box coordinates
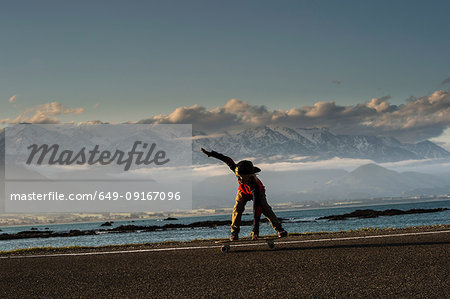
[137,90,450,143]
[0,102,85,124]
[8,95,16,103]
[332,80,341,85]
[366,96,394,112]
[442,77,450,85]
[191,133,228,140]
[192,157,450,180]
[258,157,374,172]
[137,102,242,132]
[77,120,108,125]
[431,127,450,151]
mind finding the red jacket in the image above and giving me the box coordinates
[238,178,265,196]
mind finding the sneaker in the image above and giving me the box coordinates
[277,229,288,238]
[230,232,239,241]
[251,231,259,240]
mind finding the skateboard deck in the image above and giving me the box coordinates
[215,236,279,253]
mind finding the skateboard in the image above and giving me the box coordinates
[215,237,278,253]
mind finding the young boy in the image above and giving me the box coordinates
[201,148,288,241]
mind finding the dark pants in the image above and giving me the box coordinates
[231,190,282,234]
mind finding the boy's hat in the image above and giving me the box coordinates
[235,160,261,175]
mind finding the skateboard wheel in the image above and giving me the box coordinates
[220,245,230,253]
[267,239,275,249]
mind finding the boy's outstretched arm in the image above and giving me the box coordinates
[200,148,236,172]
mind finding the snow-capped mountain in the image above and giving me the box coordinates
[193,126,450,163]
[400,140,450,159]
[1,125,449,164]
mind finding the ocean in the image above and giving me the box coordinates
[1,200,449,252]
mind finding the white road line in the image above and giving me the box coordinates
[1,230,449,259]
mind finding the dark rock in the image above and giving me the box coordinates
[110,225,148,232]
[18,230,44,235]
[319,208,449,221]
[101,221,113,227]
[164,217,178,221]
[1,230,54,240]
[0,229,97,241]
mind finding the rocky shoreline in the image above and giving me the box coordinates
[1,207,448,241]
[0,218,280,241]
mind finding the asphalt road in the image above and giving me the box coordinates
[0,228,449,298]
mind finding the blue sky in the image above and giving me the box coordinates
[1,1,450,145]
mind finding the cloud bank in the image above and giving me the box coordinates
[0,102,85,124]
[2,88,450,144]
[137,90,450,143]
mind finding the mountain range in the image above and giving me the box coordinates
[192,126,450,163]
[1,125,449,163]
